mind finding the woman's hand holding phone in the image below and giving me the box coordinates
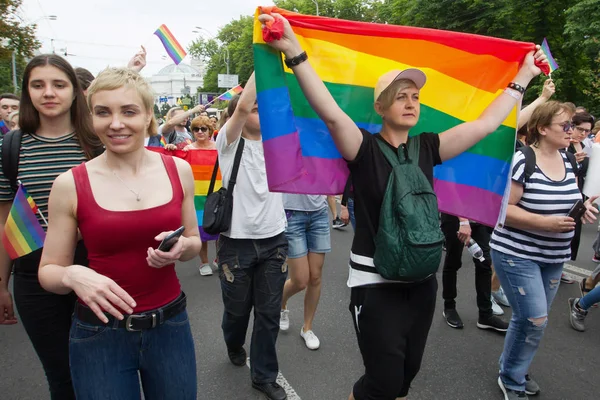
[147,227,187,268]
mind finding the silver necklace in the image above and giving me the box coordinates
[104,153,143,201]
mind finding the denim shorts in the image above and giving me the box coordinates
[284,207,331,258]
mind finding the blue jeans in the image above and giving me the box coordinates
[285,207,331,258]
[217,232,288,384]
[491,250,563,392]
[347,197,356,231]
[579,285,600,309]
[69,308,196,400]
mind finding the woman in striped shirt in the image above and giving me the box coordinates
[490,101,598,400]
[0,54,101,400]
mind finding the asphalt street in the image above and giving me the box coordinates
[1,221,599,400]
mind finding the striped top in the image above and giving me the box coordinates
[490,150,581,263]
[0,132,88,230]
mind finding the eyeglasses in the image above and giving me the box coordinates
[574,126,592,134]
[192,126,209,133]
[552,122,573,133]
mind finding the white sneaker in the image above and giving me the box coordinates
[491,296,504,316]
[280,309,290,331]
[300,327,320,350]
[212,258,219,269]
[199,263,213,276]
[492,287,510,307]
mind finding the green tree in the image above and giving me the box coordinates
[189,16,254,93]
[0,0,41,93]
[160,103,172,116]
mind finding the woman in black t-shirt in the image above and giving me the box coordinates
[258,13,548,400]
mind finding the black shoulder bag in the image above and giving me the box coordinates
[202,138,245,234]
[1,129,23,193]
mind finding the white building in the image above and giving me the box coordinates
[149,62,204,106]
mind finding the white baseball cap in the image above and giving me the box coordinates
[374,69,427,102]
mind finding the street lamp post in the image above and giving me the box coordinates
[311,0,319,16]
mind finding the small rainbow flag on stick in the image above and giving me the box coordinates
[217,85,243,101]
[540,38,559,75]
[159,135,167,148]
[2,183,46,259]
[154,24,187,65]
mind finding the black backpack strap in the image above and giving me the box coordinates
[1,129,23,194]
[520,146,536,183]
[562,150,579,176]
[225,138,245,197]
[207,156,220,196]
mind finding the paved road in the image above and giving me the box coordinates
[1,222,600,400]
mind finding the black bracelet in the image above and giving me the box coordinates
[507,82,526,94]
[284,51,308,69]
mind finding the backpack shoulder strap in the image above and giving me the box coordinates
[520,146,536,183]
[207,155,220,195]
[375,135,400,167]
[407,134,421,164]
[1,129,23,193]
[562,150,578,176]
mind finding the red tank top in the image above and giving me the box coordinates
[72,154,183,312]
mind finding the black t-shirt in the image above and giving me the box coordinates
[348,129,442,266]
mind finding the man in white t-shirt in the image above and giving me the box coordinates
[215,72,288,400]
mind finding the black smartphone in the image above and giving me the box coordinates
[157,226,185,252]
[567,200,586,221]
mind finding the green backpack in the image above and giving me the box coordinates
[373,135,444,281]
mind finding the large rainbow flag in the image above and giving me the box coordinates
[253,7,540,227]
[147,148,221,230]
[2,184,46,259]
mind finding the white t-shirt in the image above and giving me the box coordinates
[216,123,286,239]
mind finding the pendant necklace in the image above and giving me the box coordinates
[104,152,144,201]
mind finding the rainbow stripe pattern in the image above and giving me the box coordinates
[154,24,187,65]
[147,148,221,233]
[218,85,244,101]
[253,7,538,226]
[540,38,559,73]
[2,184,46,259]
[159,135,167,148]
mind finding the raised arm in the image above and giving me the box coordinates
[127,46,147,73]
[39,172,136,323]
[162,104,205,133]
[517,79,555,129]
[258,13,363,161]
[223,72,257,145]
[438,47,547,162]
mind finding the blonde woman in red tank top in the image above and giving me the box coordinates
[38,68,202,400]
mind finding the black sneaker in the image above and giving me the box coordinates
[252,381,287,400]
[477,315,508,333]
[227,346,246,366]
[332,217,346,229]
[443,309,464,329]
[498,377,528,399]
[525,374,540,396]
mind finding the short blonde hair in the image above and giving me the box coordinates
[191,115,212,130]
[87,67,157,135]
[166,107,183,121]
[376,79,418,110]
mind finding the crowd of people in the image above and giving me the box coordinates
[0,11,599,400]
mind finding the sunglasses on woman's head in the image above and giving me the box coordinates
[192,126,209,132]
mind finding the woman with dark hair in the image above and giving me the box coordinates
[0,54,102,400]
[75,67,95,96]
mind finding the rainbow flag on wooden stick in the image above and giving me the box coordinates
[253,7,540,227]
[154,24,187,65]
[2,184,46,259]
[218,85,244,101]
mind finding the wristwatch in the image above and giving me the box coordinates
[284,51,308,68]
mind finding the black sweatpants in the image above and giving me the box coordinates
[349,277,437,399]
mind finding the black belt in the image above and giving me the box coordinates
[74,292,187,332]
